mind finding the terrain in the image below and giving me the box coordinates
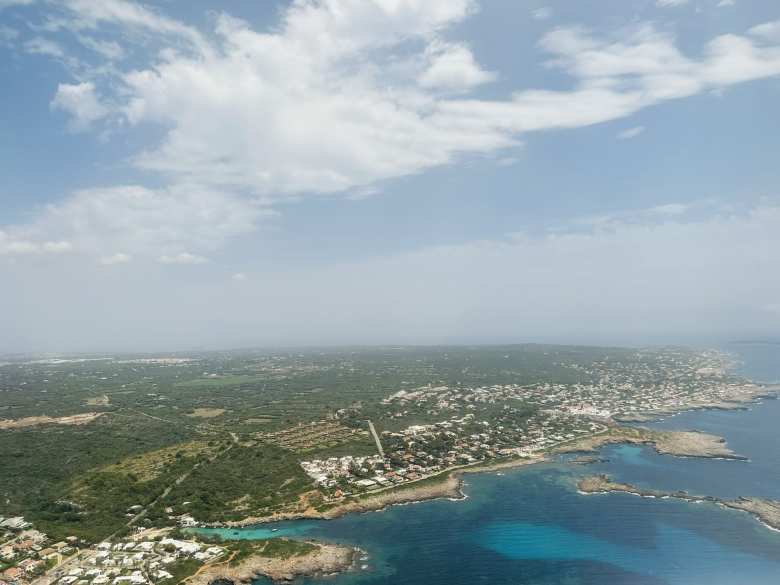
[1,345,775,585]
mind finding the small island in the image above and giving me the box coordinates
[577,475,780,533]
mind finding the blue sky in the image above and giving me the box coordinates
[1,0,780,352]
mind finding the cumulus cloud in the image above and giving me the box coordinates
[750,21,780,43]
[20,2,780,203]
[6,1,780,269]
[2,185,269,262]
[50,82,109,131]
[418,41,497,92]
[111,15,780,199]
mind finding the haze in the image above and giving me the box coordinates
[2,0,779,353]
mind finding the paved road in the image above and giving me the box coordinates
[367,420,385,458]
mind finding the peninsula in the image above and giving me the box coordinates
[554,426,746,460]
[187,539,359,584]
[577,475,780,533]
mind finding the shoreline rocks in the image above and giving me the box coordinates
[208,455,545,528]
[554,426,746,460]
[190,542,360,584]
[577,475,780,533]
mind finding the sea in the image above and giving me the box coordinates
[199,342,780,585]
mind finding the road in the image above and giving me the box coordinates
[367,420,385,458]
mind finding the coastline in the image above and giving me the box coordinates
[201,381,775,531]
[553,426,746,460]
[577,475,780,533]
[211,454,546,528]
[206,423,744,530]
[613,383,778,423]
[188,541,360,584]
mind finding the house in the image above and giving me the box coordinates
[0,518,30,531]
[0,546,15,560]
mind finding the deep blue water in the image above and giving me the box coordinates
[199,344,780,585]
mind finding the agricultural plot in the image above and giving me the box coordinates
[258,420,364,453]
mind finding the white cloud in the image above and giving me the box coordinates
[82,12,779,203]
[158,252,208,265]
[100,252,131,265]
[617,125,645,139]
[50,82,109,131]
[656,0,688,7]
[418,41,496,92]
[717,0,735,6]
[8,3,780,267]
[231,272,247,281]
[2,185,269,262]
[750,21,780,43]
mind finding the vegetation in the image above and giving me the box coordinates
[157,443,313,522]
[0,344,724,539]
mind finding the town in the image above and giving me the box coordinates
[299,350,765,496]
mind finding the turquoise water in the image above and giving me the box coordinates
[199,344,780,584]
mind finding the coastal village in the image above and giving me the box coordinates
[1,517,224,585]
[299,350,766,496]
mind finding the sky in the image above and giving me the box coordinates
[1,0,780,353]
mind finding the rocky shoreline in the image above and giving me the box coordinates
[613,384,778,423]
[208,426,741,530]
[554,426,746,460]
[210,454,545,528]
[577,475,780,533]
[189,541,360,584]
[201,397,761,531]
